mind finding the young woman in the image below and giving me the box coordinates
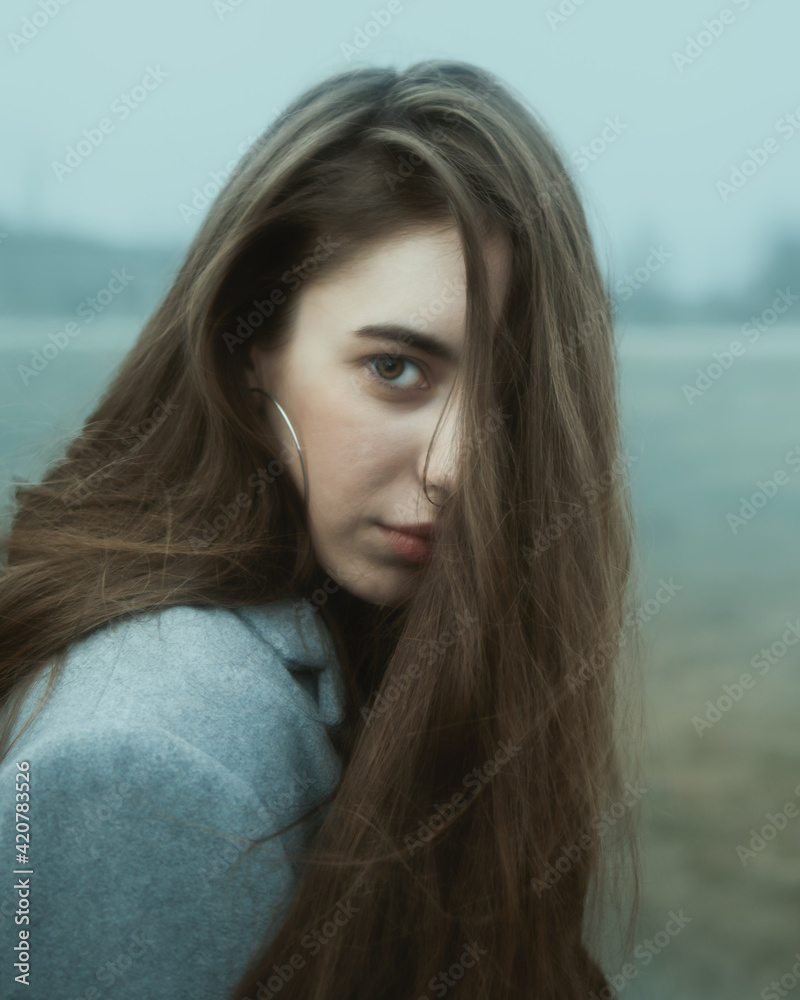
[0,60,643,999]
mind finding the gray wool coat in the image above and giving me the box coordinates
[0,601,348,999]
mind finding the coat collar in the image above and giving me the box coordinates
[232,599,339,672]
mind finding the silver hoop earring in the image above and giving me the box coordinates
[249,386,308,507]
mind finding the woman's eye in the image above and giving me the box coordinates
[362,354,429,393]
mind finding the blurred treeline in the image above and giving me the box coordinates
[0,224,798,323]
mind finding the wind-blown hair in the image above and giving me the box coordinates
[0,60,644,998]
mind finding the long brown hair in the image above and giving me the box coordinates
[0,60,644,998]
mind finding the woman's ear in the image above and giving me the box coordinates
[243,340,283,398]
[243,342,269,395]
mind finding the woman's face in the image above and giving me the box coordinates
[245,222,511,607]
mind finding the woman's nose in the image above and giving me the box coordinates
[419,394,462,502]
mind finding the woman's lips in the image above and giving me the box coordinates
[377,524,434,562]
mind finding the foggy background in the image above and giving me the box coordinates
[1,1,798,997]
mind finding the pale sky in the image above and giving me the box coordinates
[1,0,797,300]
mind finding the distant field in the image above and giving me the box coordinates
[2,316,799,999]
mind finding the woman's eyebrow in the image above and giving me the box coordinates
[352,323,460,365]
